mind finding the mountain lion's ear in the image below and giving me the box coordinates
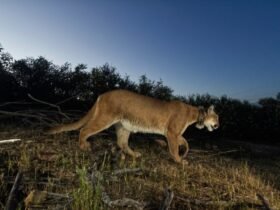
[208,105,215,114]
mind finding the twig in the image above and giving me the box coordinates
[0,139,21,144]
[5,180,66,187]
[102,193,145,210]
[196,150,239,163]
[112,168,142,176]
[56,94,79,105]
[257,193,273,210]
[176,196,235,207]
[0,110,54,126]
[0,110,42,119]
[24,190,73,208]
[90,166,146,210]
[155,139,167,147]
[189,149,211,153]
[27,94,70,119]
[5,170,23,210]
[206,150,239,158]
[0,101,31,107]
[44,191,72,199]
[159,188,174,210]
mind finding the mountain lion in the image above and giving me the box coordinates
[47,89,219,163]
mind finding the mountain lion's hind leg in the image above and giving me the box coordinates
[115,124,141,158]
[78,114,115,151]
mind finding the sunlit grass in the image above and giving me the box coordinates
[72,166,103,210]
[0,127,279,209]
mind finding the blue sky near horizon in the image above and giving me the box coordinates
[0,0,280,102]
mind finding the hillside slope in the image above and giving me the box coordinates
[0,126,279,209]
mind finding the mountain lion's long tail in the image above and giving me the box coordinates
[46,104,96,134]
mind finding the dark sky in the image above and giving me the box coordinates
[1,0,279,102]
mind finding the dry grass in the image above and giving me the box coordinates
[0,126,279,209]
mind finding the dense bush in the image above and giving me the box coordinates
[0,46,279,144]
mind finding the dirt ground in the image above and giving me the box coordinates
[0,126,280,209]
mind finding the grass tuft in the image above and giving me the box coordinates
[0,127,279,209]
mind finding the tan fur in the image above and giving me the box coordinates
[47,89,219,163]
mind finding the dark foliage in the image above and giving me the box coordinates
[0,45,279,144]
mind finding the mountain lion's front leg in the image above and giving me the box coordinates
[178,136,189,159]
[166,131,182,163]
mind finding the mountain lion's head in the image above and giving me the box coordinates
[196,105,219,132]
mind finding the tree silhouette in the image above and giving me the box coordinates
[0,46,279,144]
[90,63,122,100]
[11,57,56,100]
[0,47,19,102]
[138,75,154,96]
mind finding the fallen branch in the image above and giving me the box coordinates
[24,190,72,209]
[5,170,23,210]
[56,94,79,105]
[0,139,21,144]
[159,188,174,210]
[0,101,32,107]
[257,193,273,210]
[28,94,70,119]
[176,196,237,208]
[102,193,145,210]
[224,139,280,156]
[205,149,239,158]
[0,110,55,126]
[155,139,167,147]
[90,166,146,210]
[112,168,142,176]
[0,110,43,119]
[189,149,211,153]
